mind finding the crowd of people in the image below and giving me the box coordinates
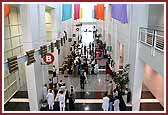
[41,40,127,111]
[42,78,75,111]
[102,81,120,111]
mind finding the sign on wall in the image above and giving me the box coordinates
[43,53,55,65]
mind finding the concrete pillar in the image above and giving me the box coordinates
[20,4,44,110]
[132,44,145,111]
[127,4,149,111]
[38,4,49,85]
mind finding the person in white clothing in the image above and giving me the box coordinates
[94,62,99,74]
[113,96,120,111]
[43,84,48,101]
[58,91,66,111]
[53,76,57,86]
[46,89,54,110]
[102,92,110,111]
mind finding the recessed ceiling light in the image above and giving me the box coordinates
[84,106,90,111]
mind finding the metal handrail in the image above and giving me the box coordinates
[139,27,164,33]
[139,27,164,52]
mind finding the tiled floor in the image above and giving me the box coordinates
[140,91,164,111]
[56,73,111,92]
[4,102,30,111]
[4,91,30,111]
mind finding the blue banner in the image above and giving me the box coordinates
[62,4,72,21]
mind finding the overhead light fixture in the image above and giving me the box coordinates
[84,106,90,111]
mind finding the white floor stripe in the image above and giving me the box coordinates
[9,98,159,105]
[9,98,29,103]
[75,99,103,103]
[140,99,160,103]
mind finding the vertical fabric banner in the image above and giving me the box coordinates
[94,5,97,19]
[62,4,72,21]
[4,4,10,17]
[111,4,128,23]
[97,4,104,20]
[74,4,80,20]
[92,9,94,19]
[80,8,83,19]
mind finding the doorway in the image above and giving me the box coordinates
[118,41,124,69]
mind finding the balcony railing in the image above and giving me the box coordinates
[139,27,164,52]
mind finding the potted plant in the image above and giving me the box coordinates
[114,64,130,90]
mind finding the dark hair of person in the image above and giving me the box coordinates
[60,91,64,94]
[115,96,119,99]
[104,92,108,97]
[71,88,74,93]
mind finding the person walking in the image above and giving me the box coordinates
[53,65,56,77]
[107,81,113,96]
[53,76,57,87]
[46,89,54,110]
[94,60,99,75]
[108,95,114,111]
[43,84,48,101]
[106,62,111,81]
[58,91,66,111]
[49,78,53,89]
[102,92,110,111]
[113,96,120,111]
[80,69,85,89]
[69,93,75,110]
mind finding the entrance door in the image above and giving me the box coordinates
[118,41,124,69]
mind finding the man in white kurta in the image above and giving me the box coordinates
[43,84,48,101]
[102,93,110,111]
[46,89,54,110]
[94,63,99,74]
[58,91,66,111]
[113,97,120,111]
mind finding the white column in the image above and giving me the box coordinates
[20,4,44,111]
[127,4,149,111]
[38,4,49,85]
[132,44,144,111]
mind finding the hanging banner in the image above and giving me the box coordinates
[112,4,128,23]
[50,42,54,53]
[74,4,80,20]
[40,45,47,58]
[62,4,72,21]
[26,49,36,65]
[4,4,10,17]
[8,56,19,73]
